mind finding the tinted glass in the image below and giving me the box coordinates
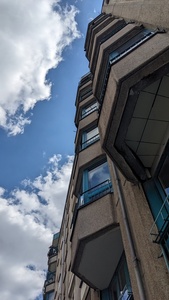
[88,162,110,189]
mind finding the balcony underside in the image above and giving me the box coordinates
[71,193,123,290]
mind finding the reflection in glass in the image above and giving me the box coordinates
[88,162,110,189]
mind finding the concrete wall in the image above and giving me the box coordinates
[109,165,169,300]
[103,0,169,30]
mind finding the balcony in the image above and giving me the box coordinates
[71,182,123,290]
[43,271,56,295]
[89,18,126,74]
[97,27,169,182]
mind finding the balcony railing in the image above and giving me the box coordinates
[150,195,169,244]
[80,133,100,150]
[100,28,156,102]
[80,89,93,102]
[79,179,113,206]
[81,104,98,119]
[44,271,56,286]
[78,72,92,88]
[48,246,58,257]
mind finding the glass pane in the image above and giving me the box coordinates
[88,162,110,189]
[159,156,169,195]
[86,127,99,141]
[110,29,152,63]
[82,102,98,118]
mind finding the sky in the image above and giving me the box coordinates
[0,0,102,299]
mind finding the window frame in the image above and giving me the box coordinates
[81,101,98,119]
[81,126,99,150]
[80,160,113,205]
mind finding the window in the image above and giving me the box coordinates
[80,88,93,101]
[81,127,99,150]
[80,161,113,205]
[109,29,154,65]
[102,255,133,300]
[81,102,98,119]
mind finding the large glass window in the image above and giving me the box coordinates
[80,161,113,205]
[81,101,98,119]
[81,127,99,150]
[109,29,154,65]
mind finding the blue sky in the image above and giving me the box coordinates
[0,0,102,299]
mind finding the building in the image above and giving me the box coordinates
[43,1,169,299]
[43,233,59,300]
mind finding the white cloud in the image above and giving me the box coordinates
[0,154,73,300]
[0,0,80,135]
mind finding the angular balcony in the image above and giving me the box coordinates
[85,13,109,60]
[97,26,169,182]
[89,18,126,74]
[71,181,123,290]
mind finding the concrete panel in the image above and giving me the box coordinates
[103,1,169,30]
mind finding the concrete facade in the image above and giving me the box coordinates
[43,1,169,300]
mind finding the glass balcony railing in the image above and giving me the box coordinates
[79,179,113,206]
[100,28,156,102]
[150,195,169,243]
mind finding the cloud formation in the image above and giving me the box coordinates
[0,0,80,135]
[0,154,73,300]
